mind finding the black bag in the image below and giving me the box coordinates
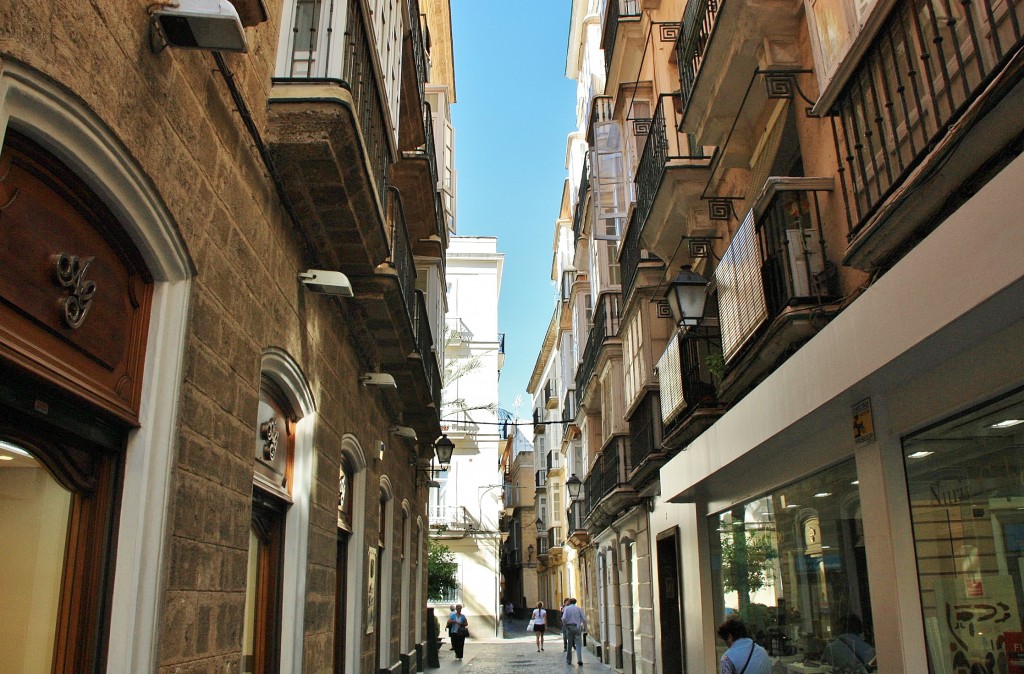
[457,625,469,638]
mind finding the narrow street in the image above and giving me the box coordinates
[433,619,618,673]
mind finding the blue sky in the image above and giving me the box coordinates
[449,0,576,418]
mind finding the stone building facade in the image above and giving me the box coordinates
[0,0,453,673]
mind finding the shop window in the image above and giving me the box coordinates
[709,459,876,671]
[904,389,1024,674]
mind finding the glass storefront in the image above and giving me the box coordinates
[904,389,1024,674]
[710,459,877,673]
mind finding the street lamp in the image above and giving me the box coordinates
[664,265,709,327]
[566,473,583,500]
[434,434,455,468]
[535,517,545,534]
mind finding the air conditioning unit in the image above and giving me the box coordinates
[152,0,247,53]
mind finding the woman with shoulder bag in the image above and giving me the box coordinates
[447,604,469,661]
[531,601,548,652]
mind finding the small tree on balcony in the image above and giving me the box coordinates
[427,539,459,601]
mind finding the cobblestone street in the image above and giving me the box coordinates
[433,619,618,673]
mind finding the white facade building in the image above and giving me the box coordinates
[430,236,505,635]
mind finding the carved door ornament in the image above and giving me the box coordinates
[53,253,97,329]
[260,417,280,461]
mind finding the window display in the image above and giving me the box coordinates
[709,459,876,673]
[904,389,1024,674]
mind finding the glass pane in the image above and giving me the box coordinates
[904,390,1024,674]
[0,440,72,674]
[709,459,875,672]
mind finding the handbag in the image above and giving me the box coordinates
[527,622,535,631]
[457,625,469,638]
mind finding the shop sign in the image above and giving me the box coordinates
[852,398,875,445]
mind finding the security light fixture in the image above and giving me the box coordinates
[664,265,709,327]
[433,434,455,468]
[390,426,417,440]
[299,270,354,297]
[566,473,583,500]
[150,0,248,53]
[360,373,397,389]
[989,418,1024,429]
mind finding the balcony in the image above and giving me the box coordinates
[546,527,564,559]
[268,0,393,277]
[602,0,643,82]
[397,0,428,152]
[533,408,545,434]
[714,177,839,400]
[498,332,506,370]
[566,500,589,548]
[575,292,622,402]
[674,0,803,140]
[582,437,638,531]
[429,505,476,532]
[572,153,590,248]
[832,0,1024,271]
[656,323,726,450]
[633,94,714,264]
[536,470,547,489]
[625,390,666,490]
[619,209,663,306]
[389,102,444,258]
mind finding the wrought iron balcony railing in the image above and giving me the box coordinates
[422,102,439,192]
[628,390,661,470]
[575,292,622,400]
[567,500,586,533]
[386,187,416,330]
[536,470,547,488]
[619,209,662,304]
[602,0,642,78]
[572,153,590,247]
[634,94,708,230]
[829,0,1024,242]
[429,505,475,530]
[674,0,722,113]
[583,437,626,520]
[407,0,427,108]
[413,290,433,360]
[344,0,390,208]
[716,177,834,363]
[657,323,722,426]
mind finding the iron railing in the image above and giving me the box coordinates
[567,500,586,533]
[634,94,707,229]
[498,332,506,354]
[387,187,416,331]
[675,0,723,112]
[575,292,622,399]
[602,0,642,78]
[583,437,626,519]
[658,324,722,426]
[829,0,1024,239]
[413,291,433,361]
[716,178,834,361]
[428,349,442,411]
[619,209,662,303]
[536,470,547,488]
[547,526,564,550]
[573,153,590,247]
[344,0,391,207]
[429,505,474,529]
[407,0,427,108]
[423,102,439,191]
[628,391,661,469]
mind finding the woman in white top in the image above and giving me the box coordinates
[531,601,547,651]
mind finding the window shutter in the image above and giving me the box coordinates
[717,210,767,362]
[658,333,685,423]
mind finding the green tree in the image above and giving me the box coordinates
[427,539,459,600]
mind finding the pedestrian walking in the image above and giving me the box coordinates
[530,601,547,651]
[562,598,586,666]
[448,604,457,650]
[561,598,572,652]
[447,604,469,661]
[717,617,771,674]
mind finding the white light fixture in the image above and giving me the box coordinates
[814,492,832,498]
[299,270,354,297]
[664,265,709,327]
[390,426,417,440]
[851,480,860,485]
[0,440,31,457]
[989,418,1024,429]
[907,451,933,459]
[150,0,247,52]
[785,503,800,509]
[360,373,397,389]
[0,456,12,461]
